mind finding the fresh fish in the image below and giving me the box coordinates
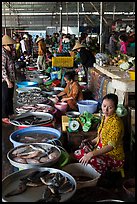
[48,185,59,194]
[20,170,41,182]
[41,185,61,202]
[26,158,41,164]
[21,170,50,187]
[12,146,29,155]
[48,151,58,160]
[5,180,27,197]
[19,150,40,159]
[29,144,46,153]
[39,156,50,163]
[26,180,43,187]
[24,136,37,141]
[58,178,74,194]
[13,157,27,164]
[40,173,56,185]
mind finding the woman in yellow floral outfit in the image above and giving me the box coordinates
[74,93,125,174]
[56,71,83,110]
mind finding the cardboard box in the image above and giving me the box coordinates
[62,115,69,132]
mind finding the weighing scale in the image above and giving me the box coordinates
[66,111,81,133]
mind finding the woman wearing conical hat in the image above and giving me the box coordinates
[2,35,16,124]
[72,41,95,82]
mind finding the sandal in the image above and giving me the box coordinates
[2,118,10,124]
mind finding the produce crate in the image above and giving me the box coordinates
[52,57,74,68]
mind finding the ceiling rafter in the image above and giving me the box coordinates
[2,2,135,29]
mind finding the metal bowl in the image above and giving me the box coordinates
[9,112,54,128]
[2,167,77,202]
[16,87,41,94]
[66,111,81,118]
[96,199,125,202]
[7,143,61,169]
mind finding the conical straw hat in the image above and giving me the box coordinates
[2,35,16,45]
[36,37,44,43]
[72,41,85,51]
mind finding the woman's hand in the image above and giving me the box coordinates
[61,98,67,102]
[79,152,94,166]
[61,97,73,102]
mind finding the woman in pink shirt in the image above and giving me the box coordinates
[119,34,128,54]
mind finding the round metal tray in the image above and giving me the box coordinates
[16,87,41,94]
[7,143,61,169]
[9,112,53,127]
[2,167,77,202]
[15,104,55,115]
[66,111,81,118]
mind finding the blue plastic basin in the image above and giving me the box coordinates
[9,126,61,148]
[16,81,38,88]
[77,100,98,114]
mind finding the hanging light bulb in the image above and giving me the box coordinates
[60,5,62,11]
[81,2,84,12]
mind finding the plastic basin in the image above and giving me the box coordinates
[16,81,38,88]
[77,100,98,114]
[54,102,68,112]
[9,126,61,148]
[63,163,101,189]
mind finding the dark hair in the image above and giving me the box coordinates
[119,34,128,42]
[64,71,76,81]
[102,93,118,109]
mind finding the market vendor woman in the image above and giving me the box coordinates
[2,35,16,124]
[74,93,125,175]
[56,71,83,111]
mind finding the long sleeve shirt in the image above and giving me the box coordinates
[2,47,16,82]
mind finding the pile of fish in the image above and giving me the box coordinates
[10,144,61,165]
[16,89,46,105]
[16,104,55,114]
[5,169,75,202]
[10,113,53,126]
[15,132,57,143]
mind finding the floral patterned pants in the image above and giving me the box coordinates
[74,148,124,175]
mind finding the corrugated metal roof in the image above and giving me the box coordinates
[2,2,135,29]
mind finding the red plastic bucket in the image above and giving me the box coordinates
[17,120,55,130]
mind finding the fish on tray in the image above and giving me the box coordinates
[11,115,52,126]
[11,144,60,164]
[5,170,75,202]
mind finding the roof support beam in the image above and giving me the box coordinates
[89,2,108,25]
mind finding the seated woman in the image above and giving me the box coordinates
[56,71,83,111]
[74,93,125,175]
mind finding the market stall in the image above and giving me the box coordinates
[93,63,135,106]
